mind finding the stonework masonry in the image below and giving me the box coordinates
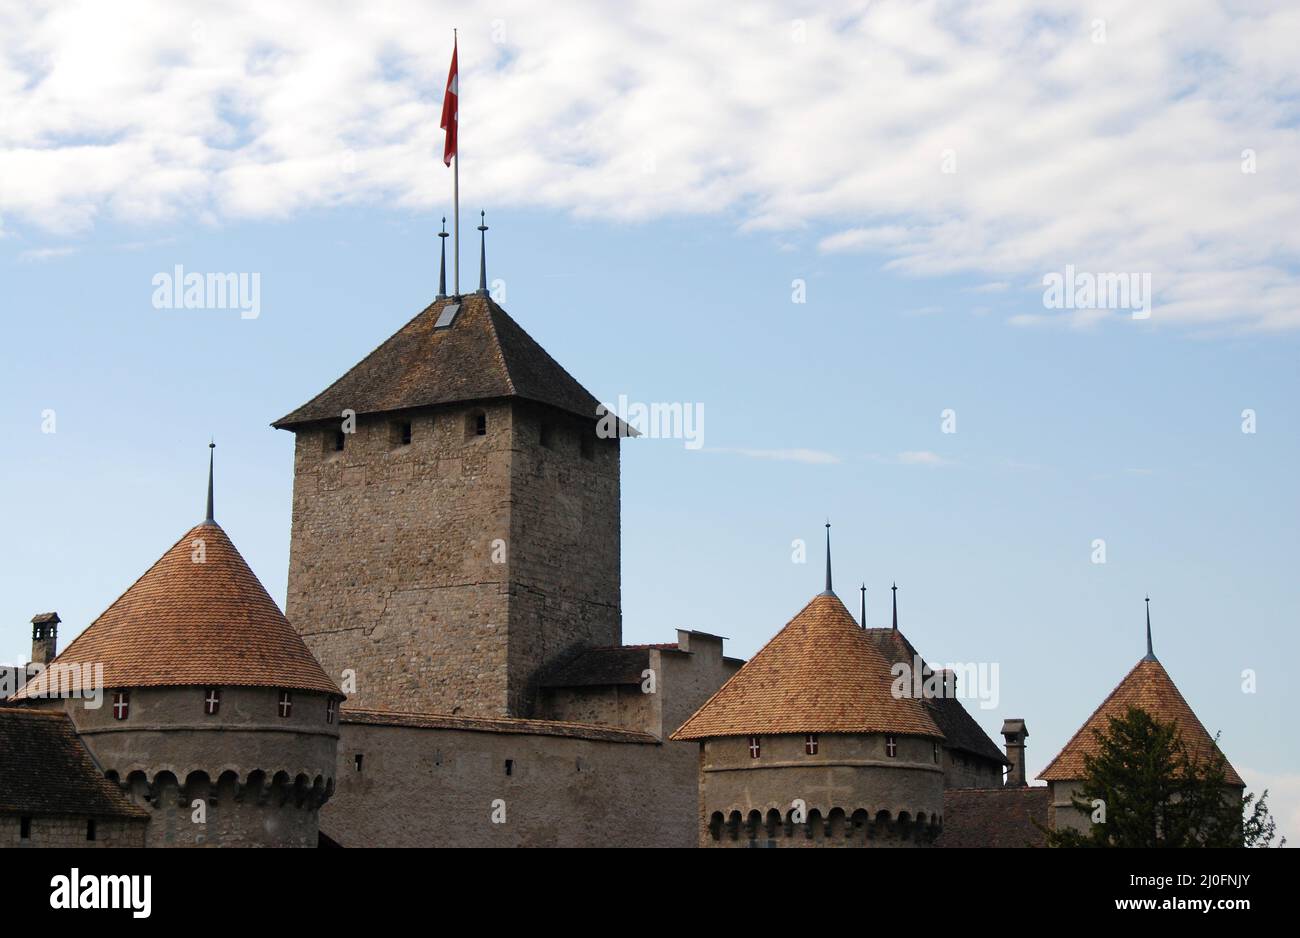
[284,399,620,718]
[324,632,742,847]
[29,686,338,848]
[0,814,145,848]
[698,733,946,848]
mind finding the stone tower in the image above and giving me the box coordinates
[273,293,620,719]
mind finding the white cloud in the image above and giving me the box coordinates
[18,245,77,261]
[867,451,951,467]
[2,1,1298,330]
[709,447,841,465]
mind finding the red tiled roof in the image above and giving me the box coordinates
[1038,657,1243,786]
[671,592,942,740]
[14,522,339,699]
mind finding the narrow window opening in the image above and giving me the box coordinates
[326,698,337,724]
[112,690,130,721]
[804,734,819,756]
[353,753,363,773]
[390,420,412,446]
[277,690,293,718]
[885,735,898,758]
[504,759,514,776]
[333,430,346,452]
[747,736,761,759]
[476,413,487,436]
[86,819,96,841]
[19,817,31,839]
[203,688,221,716]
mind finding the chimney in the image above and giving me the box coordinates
[30,612,59,667]
[1001,719,1028,787]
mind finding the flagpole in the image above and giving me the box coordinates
[452,28,460,297]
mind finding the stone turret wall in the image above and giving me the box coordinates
[697,733,945,848]
[31,686,337,848]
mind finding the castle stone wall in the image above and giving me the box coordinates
[323,721,691,847]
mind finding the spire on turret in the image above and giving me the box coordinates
[891,582,898,630]
[821,522,833,594]
[859,583,867,628]
[476,210,489,295]
[437,217,449,299]
[205,441,216,524]
[1143,595,1157,661]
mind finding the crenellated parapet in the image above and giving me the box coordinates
[708,806,942,847]
[107,767,334,847]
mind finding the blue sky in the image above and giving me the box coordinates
[2,0,1297,835]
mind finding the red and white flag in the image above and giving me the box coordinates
[440,40,458,166]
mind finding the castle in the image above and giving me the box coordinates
[0,252,1243,848]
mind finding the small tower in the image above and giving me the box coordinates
[29,612,59,667]
[673,537,946,848]
[14,450,343,847]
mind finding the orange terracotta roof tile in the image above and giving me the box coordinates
[1037,657,1242,786]
[671,592,942,741]
[14,522,339,699]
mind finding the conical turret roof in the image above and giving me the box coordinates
[672,592,941,740]
[15,521,339,699]
[1038,657,1242,786]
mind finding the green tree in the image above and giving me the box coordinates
[1044,706,1283,847]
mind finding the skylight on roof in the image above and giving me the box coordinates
[434,303,460,329]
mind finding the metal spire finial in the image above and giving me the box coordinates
[476,210,489,295]
[437,217,449,299]
[859,583,867,628]
[891,582,898,630]
[1143,595,1156,661]
[822,521,833,594]
[205,441,216,524]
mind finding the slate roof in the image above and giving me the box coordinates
[864,628,1009,766]
[13,522,340,699]
[0,707,148,819]
[342,708,659,744]
[1038,657,1243,786]
[937,786,1051,848]
[671,592,942,740]
[539,645,677,688]
[273,294,606,428]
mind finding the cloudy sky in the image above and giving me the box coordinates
[2,1,1297,837]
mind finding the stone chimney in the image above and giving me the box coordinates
[30,612,59,666]
[1001,718,1028,787]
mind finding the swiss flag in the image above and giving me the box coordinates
[440,40,458,166]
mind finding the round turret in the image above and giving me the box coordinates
[16,483,343,847]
